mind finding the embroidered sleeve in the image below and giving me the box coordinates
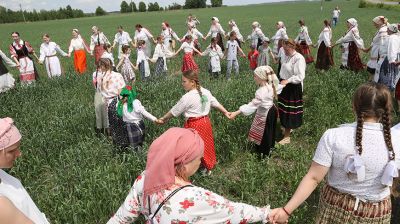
[24,41,34,53]
[9,44,17,58]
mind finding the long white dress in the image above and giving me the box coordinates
[113,31,132,59]
[134,28,154,57]
[160,28,180,50]
[201,44,224,73]
[0,50,17,93]
[39,42,68,78]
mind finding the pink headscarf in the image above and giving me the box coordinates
[0,118,22,150]
[143,127,204,202]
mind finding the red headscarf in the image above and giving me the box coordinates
[143,127,204,202]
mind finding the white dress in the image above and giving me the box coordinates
[247,27,267,47]
[0,170,50,224]
[0,50,17,93]
[271,27,288,55]
[113,31,133,59]
[134,28,154,57]
[39,42,68,78]
[160,28,180,50]
[202,45,224,73]
[137,49,150,78]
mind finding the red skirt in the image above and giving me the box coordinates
[184,116,216,170]
[74,50,87,74]
[181,53,198,73]
[94,45,105,65]
[347,41,364,72]
[299,41,314,64]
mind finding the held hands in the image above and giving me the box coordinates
[280,80,289,86]
[228,111,241,120]
[269,208,290,224]
[154,119,164,125]
[223,111,232,119]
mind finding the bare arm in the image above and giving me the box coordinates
[160,111,174,123]
[116,57,124,71]
[0,197,35,224]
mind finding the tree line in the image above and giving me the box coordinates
[119,0,223,13]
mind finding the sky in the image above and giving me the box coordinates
[0,0,296,13]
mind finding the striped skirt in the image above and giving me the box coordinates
[278,83,303,129]
[316,185,391,224]
[249,106,278,156]
[184,116,216,171]
[298,41,314,64]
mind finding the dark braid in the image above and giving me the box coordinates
[382,110,395,160]
[355,112,364,156]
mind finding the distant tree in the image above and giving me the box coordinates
[184,0,206,9]
[139,1,147,12]
[120,1,130,13]
[211,0,223,7]
[148,2,160,11]
[129,2,137,12]
[95,6,107,16]
[65,5,74,17]
[159,6,164,11]
[168,2,182,10]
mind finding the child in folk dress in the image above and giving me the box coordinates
[229,66,281,157]
[201,37,224,78]
[258,38,276,67]
[224,31,246,79]
[150,36,174,77]
[101,43,116,71]
[174,35,202,74]
[136,40,151,81]
[116,85,161,150]
[159,70,231,175]
[116,45,136,85]
[248,45,259,71]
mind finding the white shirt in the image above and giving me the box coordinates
[151,43,174,70]
[183,29,204,40]
[332,9,341,18]
[239,85,274,117]
[313,122,400,201]
[226,40,240,60]
[317,27,332,47]
[271,28,288,54]
[39,42,67,63]
[206,23,225,38]
[0,50,16,68]
[134,28,153,42]
[68,37,88,53]
[201,45,224,72]
[171,87,221,119]
[179,42,195,53]
[387,34,400,63]
[161,28,180,45]
[113,31,132,45]
[247,27,267,47]
[0,170,50,224]
[228,26,244,42]
[90,32,110,52]
[136,49,148,65]
[295,26,312,45]
[279,52,306,85]
[101,51,115,66]
[119,99,157,123]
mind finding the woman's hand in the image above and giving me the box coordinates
[280,79,289,85]
[154,119,164,125]
[269,208,289,224]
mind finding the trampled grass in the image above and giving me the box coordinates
[0,0,399,223]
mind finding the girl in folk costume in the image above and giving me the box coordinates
[112,26,135,60]
[295,20,314,64]
[201,37,224,78]
[0,47,17,93]
[386,24,400,110]
[9,32,39,85]
[270,83,400,224]
[247,21,268,51]
[136,40,151,81]
[278,39,306,145]
[116,45,136,85]
[333,18,365,72]
[101,43,116,70]
[227,20,244,48]
[181,24,204,55]
[38,34,68,78]
[186,14,200,29]
[204,17,226,51]
[315,20,334,71]
[160,22,180,52]
[175,35,202,74]
[150,36,174,77]
[68,29,91,74]
[92,62,109,136]
[363,16,388,81]
[258,38,276,67]
[134,24,156,58]
[90,26,110,65]
[159,71,231,174]
[100,58,128,147]
[229,66,282,157]
[271,21,289,57]
[116,86,161,150]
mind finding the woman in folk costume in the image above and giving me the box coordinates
[150,36,174,77]
[230,66,282,157]
[181,24,204,55]
[227,20,244,48]
[90,26,110,65]
[175,35,202,74]
[107,128,272,224]
[9,32,39,85]
[247,21,268,50]
[270,83,400,224]
[134,24,156,58]
[333,18,365,72]
[160,22,180,52]
[315,20,334,71]
[278,39,306,145]
[295,19,314,64]
[204,17,226,51]
[271,21,289,57]
[186,14,200,29]
[68,29,91,74]
[0,47,17,93]
[38,34,68,78]
[112,26,135,60]
[159,70,231,174]
[0,118,50,224]
[363,16,389,81]
[201,37,224,78]
[386,24,400,110]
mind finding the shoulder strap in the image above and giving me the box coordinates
[148,185,193,221]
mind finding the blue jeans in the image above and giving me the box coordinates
[332,17,338,27]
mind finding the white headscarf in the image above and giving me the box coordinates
[254,66,279,88]
[277,21,285,28]
[387,23,399,33]
[372,16,387,26]
[252,21,261,28]
[212,17,219,23]
[347,18,358,28]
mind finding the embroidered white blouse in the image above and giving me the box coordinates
[279,52,306,85]
[101,51,115,66]
[161,28,180,46]
[247,28,267,48]
[107,172,271,224]
[313,122,400,201]
[295,26,312,45]
[68,37,89,54]
[39,42,68,63]
[335,27,365,49]
[119,99,157,123]
[150,43,174,70]
[202,45,224,72]
[239,85,275,117]
[171,88,221,119]
[317,27,332,47]
[90,32,110,52]
[183,29,204,41]
[179,42,195,54]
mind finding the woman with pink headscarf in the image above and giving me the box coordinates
[107,127,272,224]
[0,117,50,224]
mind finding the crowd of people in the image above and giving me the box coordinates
[1,6,400,224]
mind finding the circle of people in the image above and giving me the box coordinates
[1,12,400,224]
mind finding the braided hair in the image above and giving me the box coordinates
[353,83,394,160]
[183,70,207,111]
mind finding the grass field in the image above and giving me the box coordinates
[1,0,400,223]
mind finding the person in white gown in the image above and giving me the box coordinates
[38,34,68,78]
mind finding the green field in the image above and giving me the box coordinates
[1,0,399,223]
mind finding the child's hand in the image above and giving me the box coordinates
[154,119,164,125]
